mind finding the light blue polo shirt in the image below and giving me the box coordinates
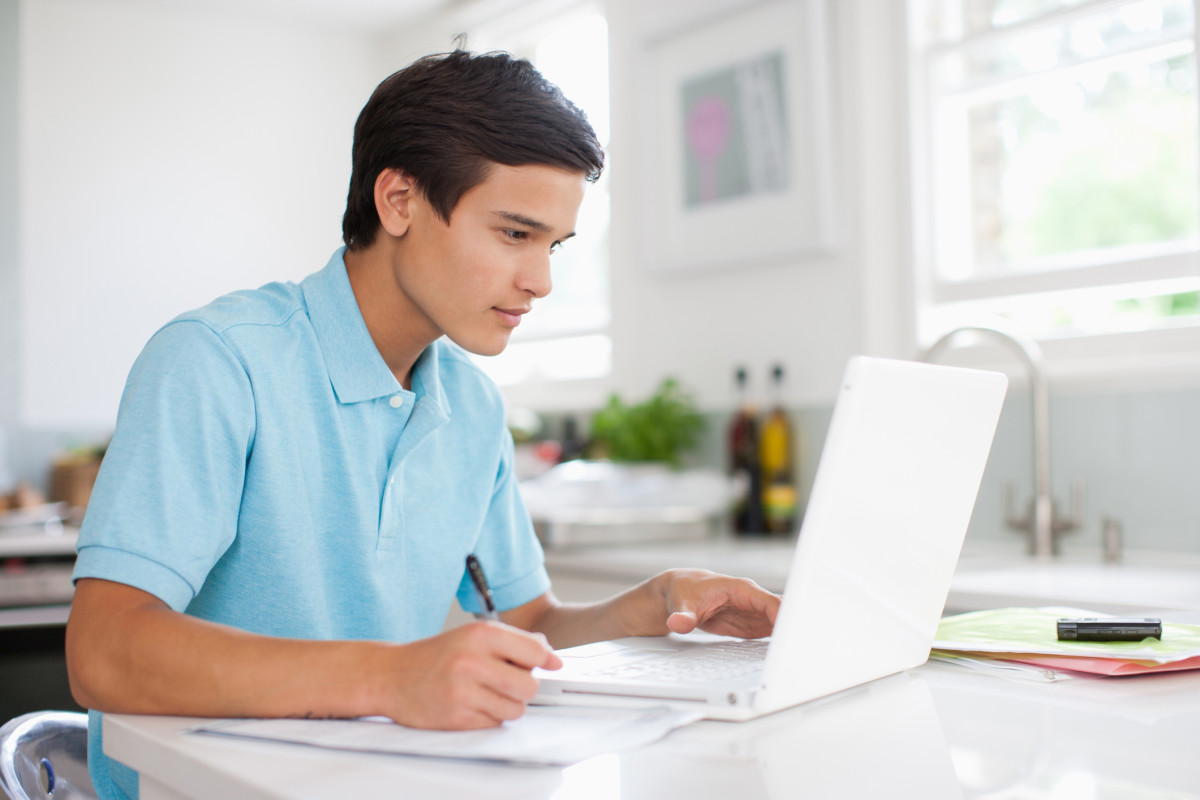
[73,248,550,800]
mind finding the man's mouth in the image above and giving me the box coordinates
[493,306,530,327]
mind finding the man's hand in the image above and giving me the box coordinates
[658,569,780,639]
[505,570,781,649]
[378,622,561,730]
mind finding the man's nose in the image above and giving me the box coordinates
[518,253,552,298]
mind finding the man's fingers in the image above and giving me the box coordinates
[477,658,547,704]
[666,610,698,633]
[446,679,529,728]
[477,622,561,670]
[664,572,781,639]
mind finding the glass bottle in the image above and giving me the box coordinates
[728,367,764,534]
[759,364,797,535]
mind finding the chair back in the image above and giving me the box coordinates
[0,711,96,800]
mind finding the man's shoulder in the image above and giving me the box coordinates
[167,280,306,339]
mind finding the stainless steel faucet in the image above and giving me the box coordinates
[920,322,1081,557]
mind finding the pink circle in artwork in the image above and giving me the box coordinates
[686,95,732,159]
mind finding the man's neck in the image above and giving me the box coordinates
[343,243,437,391]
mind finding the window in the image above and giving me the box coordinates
[910,0,1200,348]
[468,6,611,386]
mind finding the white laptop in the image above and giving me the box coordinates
[533,355,1008,721]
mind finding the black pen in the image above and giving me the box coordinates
[466,554,499,621]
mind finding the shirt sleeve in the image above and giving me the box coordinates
[73,319,256,611]
[456,426,550,613]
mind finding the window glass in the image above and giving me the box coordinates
[917,0,1200,339]
[962,47,1197,273]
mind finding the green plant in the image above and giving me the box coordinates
[587,378,705,467]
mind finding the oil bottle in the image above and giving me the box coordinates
[728,366,764,534]
[759,364,797,535]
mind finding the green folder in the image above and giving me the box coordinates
[934,607,1200,664]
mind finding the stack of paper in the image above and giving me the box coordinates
[192,705,702,767]
[932,607,1200,677]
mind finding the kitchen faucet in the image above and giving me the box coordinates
[919,323,1081,557]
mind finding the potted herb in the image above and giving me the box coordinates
[587,378,705,468]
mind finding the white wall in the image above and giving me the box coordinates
[11,0,914,432]
[16,0,382,428]
[609,0,834,410]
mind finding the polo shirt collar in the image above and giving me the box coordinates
[302,248,403,405]
[411,342,450,417]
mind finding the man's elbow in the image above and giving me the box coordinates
[64,594,130,711]
[64,578,159,712]
[65,610,104,710]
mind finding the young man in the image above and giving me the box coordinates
[66,50,780,799]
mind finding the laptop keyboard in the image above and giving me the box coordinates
[590,639,769,683]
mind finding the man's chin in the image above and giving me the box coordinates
[446,333,510,358]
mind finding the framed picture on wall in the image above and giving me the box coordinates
[641,0,834,273]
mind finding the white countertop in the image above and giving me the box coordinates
[105,661,1200,799]
[0,524,79,627]
[95,532,1200,797]
[0,523,79,558]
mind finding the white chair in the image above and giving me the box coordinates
[0,711,96,800]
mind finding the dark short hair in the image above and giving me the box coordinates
[342,49,606,251]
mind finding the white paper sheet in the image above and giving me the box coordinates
[191,705,701,767]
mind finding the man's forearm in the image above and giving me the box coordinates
[506,573,674,649]
[66,579,384,720]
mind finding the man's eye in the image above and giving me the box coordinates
[550,240,564,254]
[504,230,527,242]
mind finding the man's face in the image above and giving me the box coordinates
[394,163,587,356]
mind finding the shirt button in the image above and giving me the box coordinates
[389,395,404,408]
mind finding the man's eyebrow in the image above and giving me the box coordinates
[493,210,576,239]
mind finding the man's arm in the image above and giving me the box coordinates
[65,578,561,730]
[501,569,781,649]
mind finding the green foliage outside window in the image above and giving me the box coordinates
[995,58,1198,264]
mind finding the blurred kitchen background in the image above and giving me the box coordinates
[5,0,1200,714]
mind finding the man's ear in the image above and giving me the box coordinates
[373,168,417,239]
